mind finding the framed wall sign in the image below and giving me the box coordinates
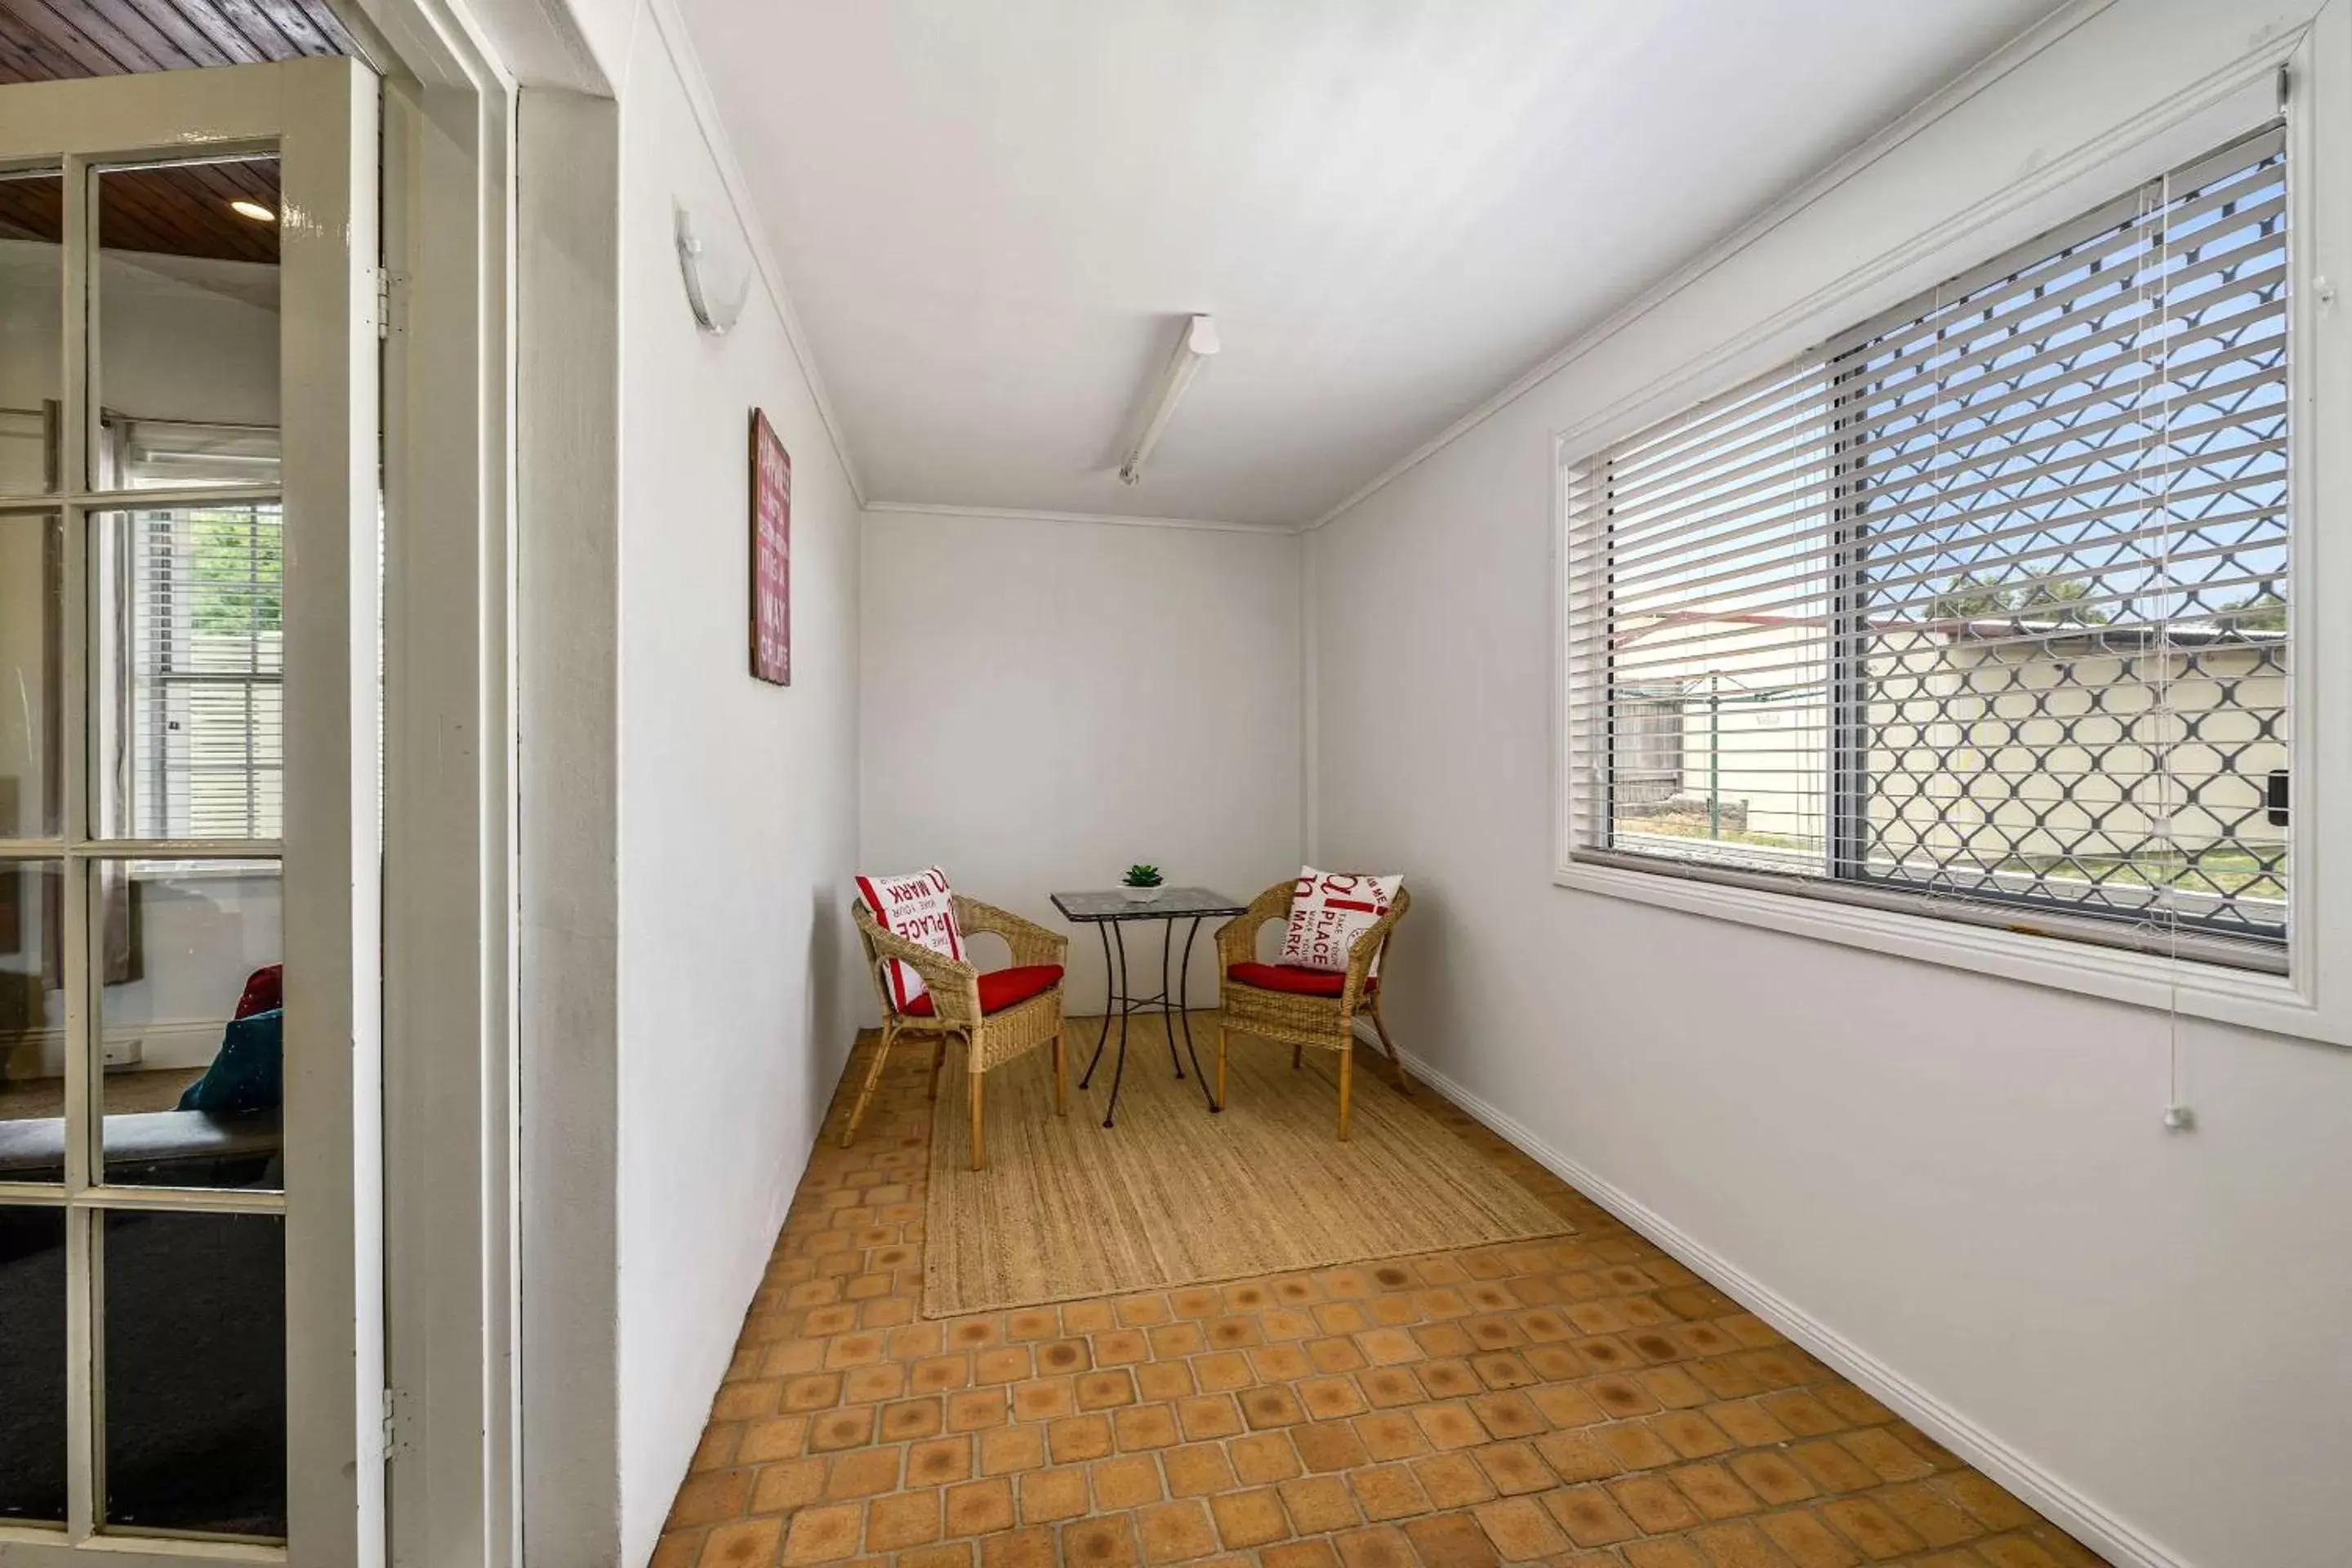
[750,408,792,685]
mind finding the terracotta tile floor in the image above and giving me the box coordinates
[656,1026,2103,1568]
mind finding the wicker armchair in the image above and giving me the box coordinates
[1213,881,1410,1139]
[847,896,1069,1169]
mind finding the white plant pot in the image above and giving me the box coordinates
[1120,885,1161,902]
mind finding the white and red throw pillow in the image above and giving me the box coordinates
[1278,866,1403,973]
[854,867,965,1013]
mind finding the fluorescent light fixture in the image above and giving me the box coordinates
[1118,313,1219,485]
[229,198,275,223]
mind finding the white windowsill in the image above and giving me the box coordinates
[130,858,278,883]
[1552,858,2344,1047]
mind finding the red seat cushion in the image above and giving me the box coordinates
[234,964,283,1020]
[900,964,1062,1018]
[1227,961,1376,998]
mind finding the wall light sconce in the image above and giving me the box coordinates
[675,202,751,336]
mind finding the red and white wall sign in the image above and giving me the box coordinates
[750,408,792,685]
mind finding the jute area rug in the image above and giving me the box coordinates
[922,1015,1573,1317]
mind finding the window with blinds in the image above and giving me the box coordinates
[91,416,285,843]
[1564,122,2290,970]
[126,501,285,840]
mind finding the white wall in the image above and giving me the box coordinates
[98,253,282,429]
[1308,4,2351,1568]
[861,509,1302,1011]
[610,13,864,1566]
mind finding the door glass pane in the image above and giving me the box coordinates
[102,1208,286,1539]
[0,1204,68,1525]
[94,157,281,492]
[0,511,62,838]
[91,505,285,841]
[0,859,65,1183]
[0,170,62,497]
[99,859,282,1192]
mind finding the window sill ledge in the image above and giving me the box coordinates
[1552,858,2345,1047]
[131,858,278,883]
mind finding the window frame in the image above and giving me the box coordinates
[1550,38,2352,1047]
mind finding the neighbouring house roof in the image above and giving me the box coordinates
[1615,607,2285,648]
[1925,616,2287,649]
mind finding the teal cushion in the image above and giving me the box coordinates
[176,1008,283,1114]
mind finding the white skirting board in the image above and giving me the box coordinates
[2,1018,229,1078]
[1392,1043,2178,1568]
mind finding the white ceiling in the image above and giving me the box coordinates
[677,0,2070,528]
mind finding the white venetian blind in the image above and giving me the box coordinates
[1565,359,1842,873]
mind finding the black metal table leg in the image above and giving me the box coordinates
[1079,920,1117,1089]
[1103,920,1132,1127]
[1050,891,1250,1129]
[1159,920,1184,1078]
[1175,915,1217,1110]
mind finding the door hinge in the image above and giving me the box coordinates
[372,267,406,341]
[381,1385,416,1459]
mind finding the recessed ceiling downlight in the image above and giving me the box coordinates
[229,198,276,223]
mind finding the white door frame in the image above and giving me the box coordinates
[0,55,378,1566]
[342,2,527,1566]
[354,5,640,1566]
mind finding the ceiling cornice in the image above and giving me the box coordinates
[862,501,1296,537]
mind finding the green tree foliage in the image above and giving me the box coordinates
[188,509,282,637]
[2013,577,2109,625]
[1927,573,2109,624]
[2217,588,2287,631]
[1927,573,2011,620]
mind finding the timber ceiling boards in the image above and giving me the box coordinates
[0,0,357,82]
[0,1,345,264]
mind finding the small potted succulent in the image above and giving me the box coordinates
[1120,863,1165,902]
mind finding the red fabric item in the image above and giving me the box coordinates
[1227,961,1377,998]
[234,964,283,1019]
[900,964,1062,1018]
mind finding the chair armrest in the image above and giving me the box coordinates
[856,904,983,1023]
[954,896,1069,969]
[1214,880,1297,978]
[1339,886,1410,1013]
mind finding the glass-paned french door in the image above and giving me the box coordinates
[0,58,380,1564]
